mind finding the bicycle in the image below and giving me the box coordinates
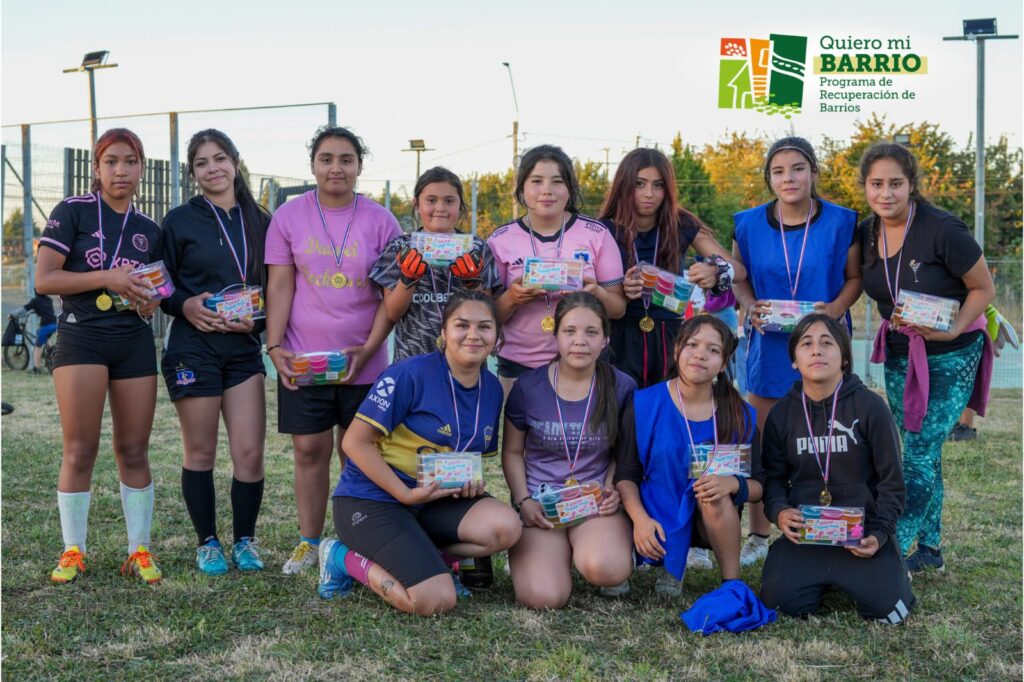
[3,312,57,373]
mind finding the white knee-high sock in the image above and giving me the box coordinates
[57,490,91,552]
[120,481,154,554]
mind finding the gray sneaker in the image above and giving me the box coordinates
[655,568,683,596]
[686,547,714,570]
[599,580,630,597]
[739,536,769,567]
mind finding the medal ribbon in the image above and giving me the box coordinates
[672,378,718,477]
[552,362,596,481]
[800,377,844,495]
[314,192,359,270]
[776,201,813,298]
[95,191,133,271]
[632,228,659,319]
[204,198,247,283]
[880,202,916,306]
[444,356,482,453]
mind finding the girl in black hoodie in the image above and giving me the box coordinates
[760,313,914,624]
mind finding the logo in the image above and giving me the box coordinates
[66,313,77,323]
[175,368,196,386]
[437,424,453,437]
[484,426,494,446]
[375,376,396,398]
[84,246,105,269]
[718,34,807,118]
[511,257,524,267]
[828,418,860,445]
[351,512,367,526]
[572,249,591,264]
[132,234,149,252]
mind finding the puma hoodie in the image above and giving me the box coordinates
[762,373,905,548]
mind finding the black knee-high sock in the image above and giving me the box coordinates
[231,477,264,543]
[181,468,217,545]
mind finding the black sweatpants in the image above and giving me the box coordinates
[760,538,915,624]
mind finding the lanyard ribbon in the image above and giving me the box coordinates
[95,191,133,270]
[314,192,359,269]
[800,377,844,491]
[204,198,247,283]
[776,201,813,298]
[526,213,568,313]
[552,363,597,480]
[444,356,482,452]
[880,202,916,306]
[673,378,718,477]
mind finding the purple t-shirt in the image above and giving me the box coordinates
[505,363,636,493]
[265,191,402,385]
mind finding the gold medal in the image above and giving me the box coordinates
[564,478,578,487]
[541,315,556,333]
[820,488,832,506]
[331,272,348,288]
[96,293,113,311]
[639,315,655,333]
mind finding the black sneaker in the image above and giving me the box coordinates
[905,545,945,574]
[947,423,977,442]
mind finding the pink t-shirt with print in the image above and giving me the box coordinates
[487,215,624,368]
[265,191,402,385]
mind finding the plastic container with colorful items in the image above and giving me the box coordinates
[797,505,865,546]
[288,351,349,386]
[522,257,585,291]
[416,451,484,489]
[892,290,960,332]
[113,260,176,311]
[638,262,695,315]
[688,444,752,479]
[759,300,818,333]
[532,480,604,530]
[409,231,475,266]
[203,284,265,321]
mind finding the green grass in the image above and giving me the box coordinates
[2,367,1021,680]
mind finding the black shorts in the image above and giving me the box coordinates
[496,355,533,379]
[277,379,370,434]
[51,323,157,380]
[333,494,489,588]
[609,316,682,389]
[161,332,264,401]
[690,502,744,550]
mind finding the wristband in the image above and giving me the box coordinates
[512,494,532,513]
[266,344,282,354]
[731,475,749,507]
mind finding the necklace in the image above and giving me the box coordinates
[314,192,359,288]
[880,202,916,306]
[552,362,596,486]
[525,213,568,332]
[633,227,659,333]
[444,354,482,453]
[94,191,134,311]
[204,198,247,283]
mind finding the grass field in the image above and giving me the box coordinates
[1,367,1021,681]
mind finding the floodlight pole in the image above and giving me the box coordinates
[944,29,1018,252]
[63,53,118,150]
[503,62,520,219]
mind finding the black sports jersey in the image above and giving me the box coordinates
[160,195,269,339]
[40,193,162,337]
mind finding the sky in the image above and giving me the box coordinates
[2,0,1021,197]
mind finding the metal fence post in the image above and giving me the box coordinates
[1,144,5,223]
[384,180,391,212]
[169,112,181,209]
[471,179,479,236]
[863,301,873,387]
[327,103,337,127]
[22,124,34,296]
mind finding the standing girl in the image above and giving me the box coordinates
[502,292,636,609]
[488,144,627,394]
[265,126,402,574]
[731,136,862,566]
[370,166,501,361]
[615,316,763,594]
[859,143,994,574]
[37,128,164,584]
[760,314,914,623]
[160,129,271,575]
[599,147,745,388]
[322,291,522,615]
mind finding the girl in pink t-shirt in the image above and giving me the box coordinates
[264,126,401,575]
[488,145,626,394]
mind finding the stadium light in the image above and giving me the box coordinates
[63,50,119,150]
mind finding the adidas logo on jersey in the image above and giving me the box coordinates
[437,424,453,437]
[511,257,524,267]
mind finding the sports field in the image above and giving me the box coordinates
[1,367,1021,680]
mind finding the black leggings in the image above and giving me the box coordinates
[760,538,915,624]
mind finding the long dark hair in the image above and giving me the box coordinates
[670,316,752,443]
[859,142,931,267]
[515,145,583,215]
[441,290,503,355]
[763,136,820,199]
[599,147,711,272]
[552,292,619,443]
[787,313,853,376]
[186,129,269,290]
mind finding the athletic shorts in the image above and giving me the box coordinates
[161,335,264,401]
[51,324,156,380]
[333,494,490,588]
[277,379,370,434]
[36,323,58,347]
[690,503,744,550]
[496,356,534,379]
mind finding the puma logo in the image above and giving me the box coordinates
[829,418,859,445]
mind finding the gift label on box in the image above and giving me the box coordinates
[804,519,848,543]
[555,495,599,524]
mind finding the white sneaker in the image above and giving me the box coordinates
[739,536,769,567]
[686,547,714,570]
[655,568,682,596]
[599,580,630,597]
[282,540,319,575]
